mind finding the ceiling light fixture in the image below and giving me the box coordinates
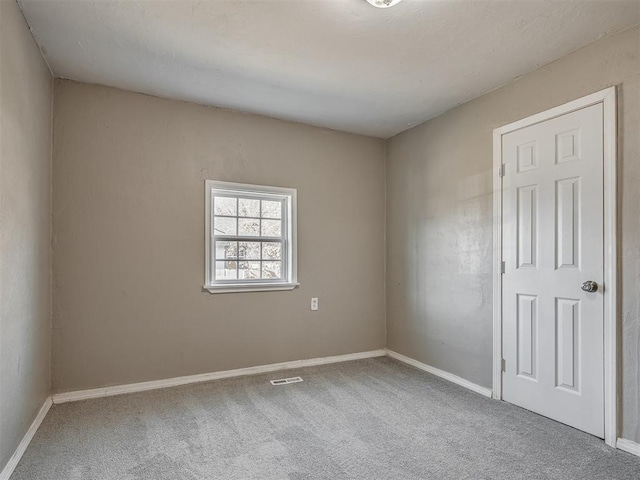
[365,0,403,8]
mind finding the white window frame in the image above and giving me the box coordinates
[204,180,298,294]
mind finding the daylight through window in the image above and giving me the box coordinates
[205,181,297,293]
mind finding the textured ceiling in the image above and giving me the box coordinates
[18,0,640,138]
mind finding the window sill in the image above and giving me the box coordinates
[202,282,299,294]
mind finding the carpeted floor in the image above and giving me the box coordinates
[12,357,640,479]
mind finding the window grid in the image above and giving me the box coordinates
[212,240,285,281]
[211,194,288,283]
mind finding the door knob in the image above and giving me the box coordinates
[581,281,598,293]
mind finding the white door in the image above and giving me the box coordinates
[501,103,604,437]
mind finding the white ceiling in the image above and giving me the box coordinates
[18,0,640,138]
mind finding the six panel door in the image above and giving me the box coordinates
[501,103,604,438]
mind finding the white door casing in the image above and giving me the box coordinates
[492,88,617,446]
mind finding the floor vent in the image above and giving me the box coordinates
[270,376,303,386]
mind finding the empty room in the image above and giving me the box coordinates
[1,0,639,478]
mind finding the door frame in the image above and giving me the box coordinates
[492,87,617,447]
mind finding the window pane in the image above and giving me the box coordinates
[239,261,260,279]
[261,200,282,219]
[262,242,282,260]
[239,242,260,260]
[238,218,260,236]
[261,219,281,237]
[262,261,282,279]
[215,241,238,260]
[238,198,260,217]
[214,196,237,216]
[214,217,236,236]
[215,261,237,280]
[208,184,294,287]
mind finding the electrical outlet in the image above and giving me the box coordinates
[310,297,318,311]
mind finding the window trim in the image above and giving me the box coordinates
[204,180,298,293]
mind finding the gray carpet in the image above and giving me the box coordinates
[12,357,640,479]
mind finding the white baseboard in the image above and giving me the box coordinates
[52,349,387,404]
[0,396,52,480]
[616,438,640,457]
[386,349,493,398]
[3,352,634,475]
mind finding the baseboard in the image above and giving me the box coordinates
[616,438,640,457]
[52,349,387,404]
[0,396,52,480]
[386,349,493,398]
[3,352,631,476]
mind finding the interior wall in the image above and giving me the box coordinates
[386,25,640,443]
[52,80,386,392]
[0,0,52,471]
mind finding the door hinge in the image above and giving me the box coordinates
[499,164,505,177]
[501,261,506,274]
[501,358,506,372]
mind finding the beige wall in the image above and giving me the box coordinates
[386,25,640,442]
[52,80,386,392]
[0,0,52,472]
[5,7,636,457]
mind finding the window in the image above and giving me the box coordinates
[204,180,298,293]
